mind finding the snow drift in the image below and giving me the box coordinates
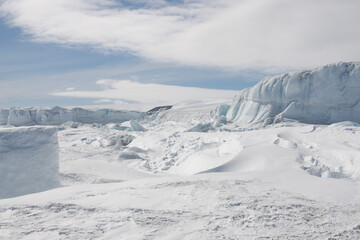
[227,62,360,125]
[0,107,142,126]
[0,126,59,198]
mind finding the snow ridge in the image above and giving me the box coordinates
[227,62,360,125]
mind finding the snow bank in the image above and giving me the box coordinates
[227,62,360,125]
[0,107,142,126]
[328,121,360,128]
[0,126,59,198]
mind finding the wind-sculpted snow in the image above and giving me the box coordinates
[1,115,360,238]
[227,62,360,125]
[1,177,360,239]
[0,126,59,198]
[0,107,142,126]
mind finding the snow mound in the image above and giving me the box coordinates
[0,106,142,126]
[0,126,59,199]
[227,62,360,125]
[328,121,360,128]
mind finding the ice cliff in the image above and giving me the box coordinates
[227,62,360,125]
[0,126,59,198]
[0,107,142,126]
[1,62,359,128]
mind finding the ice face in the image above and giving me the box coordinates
[0,107,143,126]
[0,109,9,125]
[228,62,360,125]
[1,62,359,128]
[0,126,59,199]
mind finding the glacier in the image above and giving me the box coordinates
[1,62,359,128]
[0,107,142,126]
[227,62,360,125]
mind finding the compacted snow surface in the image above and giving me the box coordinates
[1,63,360,239]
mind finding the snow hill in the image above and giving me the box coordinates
[227,62,360,126]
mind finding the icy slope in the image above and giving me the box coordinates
[0,126,59,198]
[0,107,142,126]
[227,62,360,125]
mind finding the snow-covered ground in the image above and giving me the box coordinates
[1,62,360,239]
[1,111,360,239]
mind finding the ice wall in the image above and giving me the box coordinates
[0,127,59,198]
[227,62,360,125]
[0,107,142,126]
[0,109,9,125]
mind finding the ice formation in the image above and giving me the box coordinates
[112,120,147,132]
[130,120,147,132]
[1,62,360,238]
[0,107,142,126]
[227,62,360,125]
[0,126,59,198]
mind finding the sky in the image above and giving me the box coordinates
[0,0,359,108]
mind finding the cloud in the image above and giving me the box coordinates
[1,0,360,70]
[52,79,239,104]
[93,98,113,104]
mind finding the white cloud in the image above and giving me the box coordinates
[93,98,112,103]
[1,0,360,70]
[52,79,239,104]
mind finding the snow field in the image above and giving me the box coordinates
[1,175,360,239]
[1,115,360,239]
